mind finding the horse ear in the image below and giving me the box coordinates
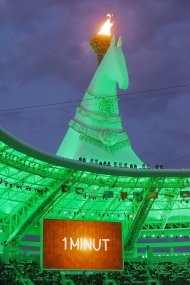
[117,36,122,48]
[110,35,115,47]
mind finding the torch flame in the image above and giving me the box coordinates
[98,18,113,36]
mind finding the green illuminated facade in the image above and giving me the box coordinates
[0,36,190,263]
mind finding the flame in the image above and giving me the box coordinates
[98,18,113,36]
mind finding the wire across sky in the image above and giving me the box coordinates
[0,82,190,114]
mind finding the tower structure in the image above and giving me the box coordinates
[57,35,143,167]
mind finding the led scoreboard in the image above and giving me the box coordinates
[42,219,123,270]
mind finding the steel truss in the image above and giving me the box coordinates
[0,135,190,255]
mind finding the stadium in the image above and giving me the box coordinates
[0,15,190,285]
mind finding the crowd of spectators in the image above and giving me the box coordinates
[108,261,149,284]
[150,260,190,285]
[67,272,104,285]
[0,259,190,285]
[0,262,21,285]
[14,260,61,285]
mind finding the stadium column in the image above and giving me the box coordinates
[170,246,174,256]
[146,246,153,264]
[0,229,7,263]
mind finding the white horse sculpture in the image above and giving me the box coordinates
[57,36,143,167]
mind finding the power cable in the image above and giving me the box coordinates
[0,82,190,113]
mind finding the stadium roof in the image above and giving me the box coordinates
[0,128,190,251]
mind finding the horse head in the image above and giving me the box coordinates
[101,36,129,90]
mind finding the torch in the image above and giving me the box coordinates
[89,15,114,65]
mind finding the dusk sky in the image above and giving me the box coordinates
[0,0,190,168]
